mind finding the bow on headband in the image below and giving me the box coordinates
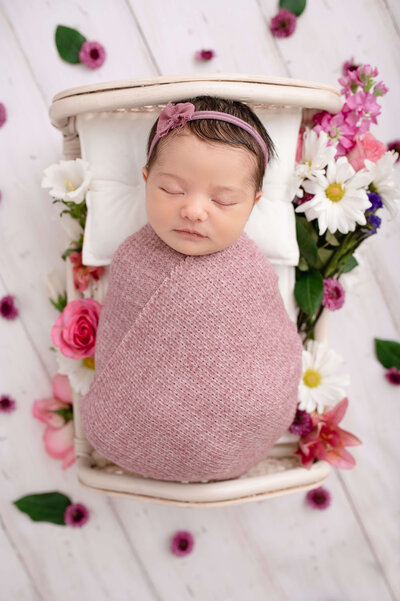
[156,102,195,138]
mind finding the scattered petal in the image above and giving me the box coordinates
[305,486,332,510]
[170,530,194,556]
[385,366,400,385]
[270,9,296,38]
[0,295,19,320]
[0,394,17,413]
[64,502,90,527]
[79,40,106,69]
[194,49,215,61]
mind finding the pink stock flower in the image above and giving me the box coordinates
[69,251,105,292]
[51,298,102,359]
[373,81,389,97]
[341,57,360,77]
[270,9,296,38]
[338,69,362,97]
[322,278,346,311]
[346,133,387,171]
[294,397,362,470]
[79,40,106,69]
[313,112,358,157]
[357,64,378,84]
[342,91,381,131]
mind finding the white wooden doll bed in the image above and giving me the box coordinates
[48,73,341,507]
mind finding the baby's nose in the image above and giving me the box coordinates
[180,196,208,220]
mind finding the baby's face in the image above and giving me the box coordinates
[142,131,262,255]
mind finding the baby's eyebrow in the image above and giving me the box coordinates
[158,172,242,193]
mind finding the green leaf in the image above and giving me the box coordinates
[325,231,340,247]
[49,292,67,313]
[297,256,309,271]
[315,247,333,270]
[296,215,318,242]
[13,492,72,525]
[296,219,318,266]
[374,338,400,370]
[294,268,324,315]
[279,0,306,17]
[55,25,86,64]
[341,255,358,273]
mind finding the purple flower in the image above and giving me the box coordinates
[270,9,296,38]
[64,503,90,527]
[387,140,400,162]
[170,530,194,556]
[0,102,6,127]
[289,409,314,436]
[0,295,19,320]
[0,394,16,413]
[194,49,216,61]
[385,366,400,385]
[366,192,383,213]
[361,213,381,235]
[79,40,106,69]
[305,486,332,510]
[322,278,346,311]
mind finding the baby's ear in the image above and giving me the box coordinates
[254,190,263,204]
[142,166,149,182]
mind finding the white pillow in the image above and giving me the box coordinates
[77,106,301,266]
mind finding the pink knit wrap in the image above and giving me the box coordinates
[81,222,303,483]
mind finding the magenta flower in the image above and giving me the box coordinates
[373,81,389,97]
[305,486,332,510]
[289,409,314,436]
[341,57,360,77]
[357,64,378,84]
[194,49,216,61]
[0,294,19,320]
[385,366,400,385]
[270,9,296,38]
[322,278,346,311]
[79,40,106,69]
[64,503,90,527]
[0,394,16,413]
[387,140,400,162]
[170,531,194,556]
[0,102,6,127]
[342,91,381,131]
[313,112,358,157]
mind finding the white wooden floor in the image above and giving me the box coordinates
[1,1,399,600]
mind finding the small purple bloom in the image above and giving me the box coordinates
[362,213,381,235]
[170,530,194,556]
[387,140,400,162]
[322,278,346,311]
[385,366,400,385]
[366,192,383,213]
[0,394,16,413]
[289,409,314,436]
[79,40,106,69]
[0,295,19,320]
[0,102,6,127]
[305,486,332,510]
[64,503,90,527]
[270,9,296,38]
[194,49,216,61]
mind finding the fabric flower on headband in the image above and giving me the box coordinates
[157,102,195,138]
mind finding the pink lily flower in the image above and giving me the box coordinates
[294,397,362,470]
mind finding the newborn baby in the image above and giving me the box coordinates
[81,96,303,483]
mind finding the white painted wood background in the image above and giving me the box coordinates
[1,0,399,599]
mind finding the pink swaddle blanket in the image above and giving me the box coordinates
[81,222,303,483]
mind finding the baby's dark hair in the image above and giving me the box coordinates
[145,95,277,192]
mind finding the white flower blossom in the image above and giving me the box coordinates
[364,151,400,218]
[41,158,92,204]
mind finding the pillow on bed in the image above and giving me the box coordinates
[76,105,302,267]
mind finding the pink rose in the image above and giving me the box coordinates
[51,298,102,359]
[43,420,75,469]
[346,132,386,171]
[32,374,73,428]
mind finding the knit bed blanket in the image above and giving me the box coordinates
[81,222,303,483]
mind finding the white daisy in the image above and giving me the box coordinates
[298,339,351,414]
[295,156,373,235]
[41,158,92,204]
[364,151,400,218]
[294,128,337,197]
[55,348,95,396]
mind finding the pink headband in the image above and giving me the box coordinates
[147,101,268,165]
